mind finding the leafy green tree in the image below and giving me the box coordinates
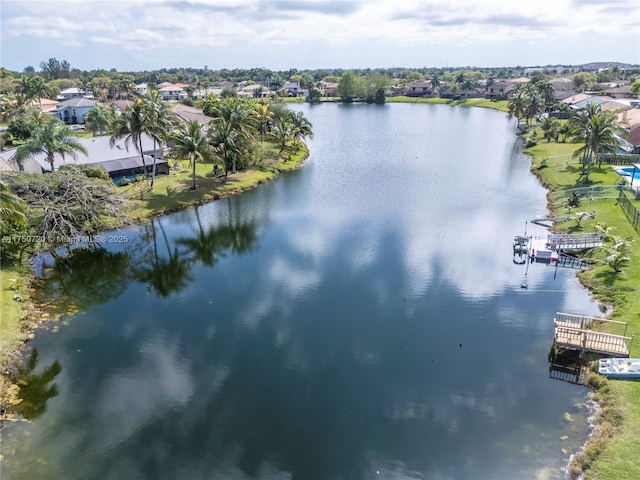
[338,71,358,103]
[630,78,640,96]
[168,119,212,190]
[14,116,88,172]
[85,103,114,136]
[39,57,71,81]
[572,72,597,92]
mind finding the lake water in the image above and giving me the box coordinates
[2,103,601,480]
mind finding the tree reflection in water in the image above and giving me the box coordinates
[9,348,61,421]
[33,246,133,310]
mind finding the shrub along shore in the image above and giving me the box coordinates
[2,101,639,478]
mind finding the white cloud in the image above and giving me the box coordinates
[3,1,637,75]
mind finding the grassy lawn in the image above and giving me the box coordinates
[387,96,510,112]
[526,142,640,480]
[0,262,30,366]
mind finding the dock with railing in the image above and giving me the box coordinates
[553,313,632,357]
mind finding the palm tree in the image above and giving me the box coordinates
[251,102,273,146]
[288,110,313,144]
[508,86,527,121]
[144,89,177,187]
[110,99,159,181]
[210,98,255,173]
[0,180,27,230]
[14,116,88,171]
[270,114,293,155]
[85,104,114,136]
[535,80,556,107]
[168,119,211,190]
[600,235,632,273]
[538,115,560,142]
[523,87,544,125]
[209,117,243,180]
[429,72,441,94]
[15,75,50,110]
[571,109,621,182]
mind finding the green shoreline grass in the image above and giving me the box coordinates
[525,143,640,480]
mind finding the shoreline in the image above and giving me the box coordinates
[0,144,309,402]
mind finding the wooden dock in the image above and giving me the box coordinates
[553,313,632,357]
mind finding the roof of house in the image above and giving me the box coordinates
[159,84,185,92]
[59,87,85,95]
[570,96,610,109]
[510,77,531,83]
[57,97,97,109]
[600,100,631,112]
[618,108,640,128]
[97,155,166,174]
[0,134,160,172]
[28,98,58,113]
[629,125,640,146]
[605,85,632,95]
[108,100,133,111]
[560,93,593,105]
[171,103,213,125]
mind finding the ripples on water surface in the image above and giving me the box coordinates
[3,103,602,480]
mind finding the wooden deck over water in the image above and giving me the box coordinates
[553,313,632,357]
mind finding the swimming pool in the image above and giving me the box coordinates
[617,166,640,181]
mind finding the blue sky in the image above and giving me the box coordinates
[1,0,639,72]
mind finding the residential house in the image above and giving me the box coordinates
[283,82,300,97]
[406,81,432,97]
[108,100,133,115]
[135,83,148,96]
[0,134,168,181]
[158,84,187,101]
[319,82,339,97]
[486,80,518,100]
[171,104,214,126]
[56,97,97,124]
[28,98,59,114]
[192,87,223,99]
[56,87,92,101]
[605,85,632,99]
[239,84,271,98]
[549,77,574,92]
[560,93,593,107]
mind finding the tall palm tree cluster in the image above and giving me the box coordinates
[570,103,622,182]
[166,97,312,189]
[507,83,548,126]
